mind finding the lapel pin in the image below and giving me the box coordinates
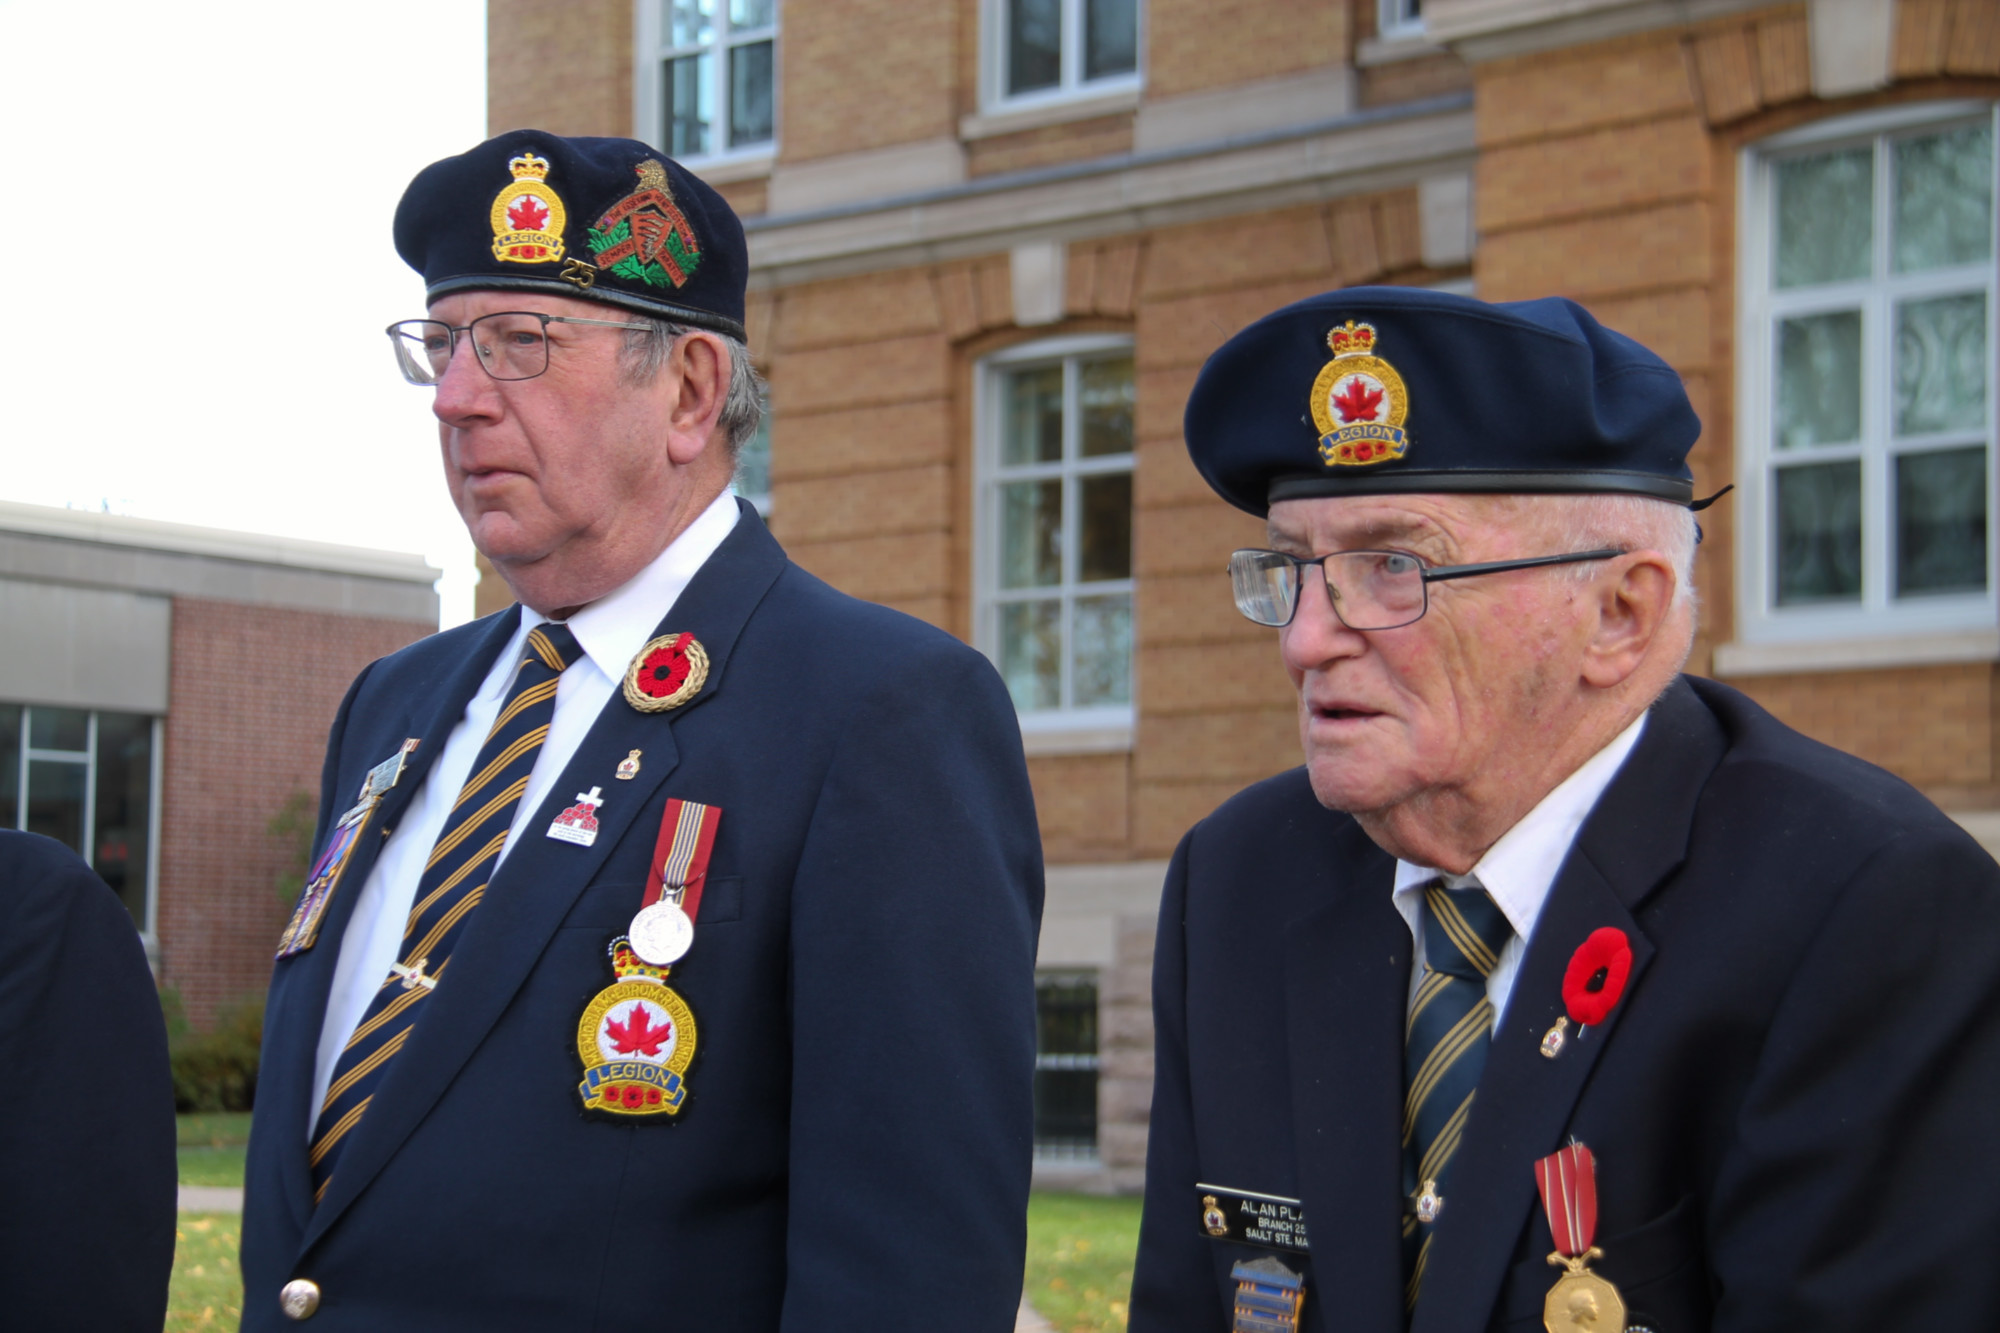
[1562,927,1633,1034]
[623,632,709,712]
[548,787,606,847]
[616,749,642,780]
[1540,1016,1570,1059]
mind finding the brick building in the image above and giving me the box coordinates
[480,0,1998,1188]
[0,502,438,1027]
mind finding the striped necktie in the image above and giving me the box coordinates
[309,622,581,1202]
[1402,881,1514,1311]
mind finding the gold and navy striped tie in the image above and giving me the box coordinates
[308,622,580,1202]
[1402,882,1513,1310]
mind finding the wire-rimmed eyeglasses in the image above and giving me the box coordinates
[386,311,653,385]
[1227,546,1627,630]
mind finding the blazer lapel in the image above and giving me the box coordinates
[1284,829,1409,1333]
[304,505,789,1245]
[265,608,523,1235]
[1412,679,1727,1333]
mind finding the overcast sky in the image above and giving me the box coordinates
[0,0,488,626]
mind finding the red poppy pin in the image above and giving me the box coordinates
[623,632,710,713]
[1562,927,1633,1027]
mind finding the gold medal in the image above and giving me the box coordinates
[1543,1249,1625,1333]
[1534,1144,1627,1333]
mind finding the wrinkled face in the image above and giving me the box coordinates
[427,289,679,577]
[1270,493,1591,821]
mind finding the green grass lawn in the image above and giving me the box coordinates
[168,1214,242,1332]
[177,1111,252,1189]
[1024,1193,1143,1332]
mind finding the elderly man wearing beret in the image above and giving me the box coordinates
[1130,288,2000,1333]
[237,131,1043,1331]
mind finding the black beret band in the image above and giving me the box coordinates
[423,274,748,342]
[1267,470,1697,507]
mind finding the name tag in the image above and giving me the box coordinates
[1197,1183,1311,1254]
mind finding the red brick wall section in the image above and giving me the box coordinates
[156,598,434,1029]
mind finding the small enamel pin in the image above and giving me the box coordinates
[623,632,709,712]
[547,787,605,846]
[615,749,643,780]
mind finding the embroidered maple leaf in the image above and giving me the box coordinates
[1332,377,1385,423]
[508,195,550,232]
[605,1003,673,1058]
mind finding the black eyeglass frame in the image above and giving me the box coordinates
[1230,546,1629,630]
[386,311,656,385]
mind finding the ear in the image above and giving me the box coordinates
[662,331,731,467]
[1579,551,1677,690]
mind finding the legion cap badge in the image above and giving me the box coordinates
[489,151,567,265]
[576,938,698,1117]
[1309,320,1410,468]
[585,159,702,291]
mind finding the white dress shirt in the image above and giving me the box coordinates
[309,492,741,1130]
[1392,711,1647,1028]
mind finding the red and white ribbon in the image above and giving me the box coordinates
[642,798,721,922]
[1533,1142,1600,1258]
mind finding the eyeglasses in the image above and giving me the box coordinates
[1227,546,1626,630]
[386,311,653,385]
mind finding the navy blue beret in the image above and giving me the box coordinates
[1184,287,1702,517]
[395,129,748,340]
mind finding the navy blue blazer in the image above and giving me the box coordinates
[1132,676,2000,1332]
[241,504,1045,1331]
[0,830,175,1333]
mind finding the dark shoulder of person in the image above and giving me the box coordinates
[0,830,177,1333]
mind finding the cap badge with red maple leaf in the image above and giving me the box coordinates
[1308,320,1411,468]
[488,151,568,266]
[575,935,699,1117]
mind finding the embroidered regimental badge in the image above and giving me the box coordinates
[490,151,567,265]
[576,938,698,1118]
[1310,320,1410,468]
[585,160,702,290]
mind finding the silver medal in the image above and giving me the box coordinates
[628,900,694,965]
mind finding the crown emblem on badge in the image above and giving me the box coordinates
[489,148,567,266]
[1310,320,1411,468]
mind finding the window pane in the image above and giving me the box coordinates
[1079,355,1134,458]
[1007,0,1062,95]
[1776,310,1862,449]
[1034,1069,1098,1156]
[1084,0,1138,80]
[1079,472,1132,581]
[734,414,770,499]
[1001,480,1063,588]
[729,0,774,27]
[1897,446,1988,597]
[667,0,713,47]
[1894,121,1995,274]
[1002,364,1064,465]
[1776,460,1863,604]
[94,713,153,927]
[0,705,18,824]
[729,40,774,146]
[26,758,86,856]
[999,600,1061,711]
[1775,147,1873,288]
[1073,594,1132,706]
[29,706,88,751]
[1035,975,1097,1157]
[1895,292,1987,437]
[665,53,711,157]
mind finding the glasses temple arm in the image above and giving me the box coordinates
[1420,548,1626,584]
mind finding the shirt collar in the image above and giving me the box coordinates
[1392,710,1649,946]
[514,490,741,687]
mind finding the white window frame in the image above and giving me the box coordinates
[7,706,162,940]
[975,334,1137,745]
[1378,0,1424,41]
[978,0,1143,116]
[1735,100,2000,646]
[633,0,780,167]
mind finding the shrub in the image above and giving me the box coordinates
[160,988,264,1113]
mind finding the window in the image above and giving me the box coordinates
[1034,972,1099,1159]
[636,0,777,161]
[1739,104,1998,640]
[984,0,1140,109]
[1378,0,1423,39]
[731,414,771,516]
[0,704,160,932]
[978,338,1135,733]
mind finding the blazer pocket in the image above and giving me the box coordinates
[1497,1192,1705,1331]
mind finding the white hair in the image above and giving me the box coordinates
[618,318,767,458]
[1537,493,1699,610]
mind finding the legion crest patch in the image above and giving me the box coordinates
[489,151,567,265]
[1310,320,1410,468]
[586,160,703,290]
[576,938,698,1117]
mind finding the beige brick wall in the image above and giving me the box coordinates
[1147,0,1347,99]
[781,0,958,163]
[488,0,631,138]
[1724,665,1998,794]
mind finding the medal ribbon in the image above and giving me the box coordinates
[1534,1142,1600,1258]
[643,798,722,921]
